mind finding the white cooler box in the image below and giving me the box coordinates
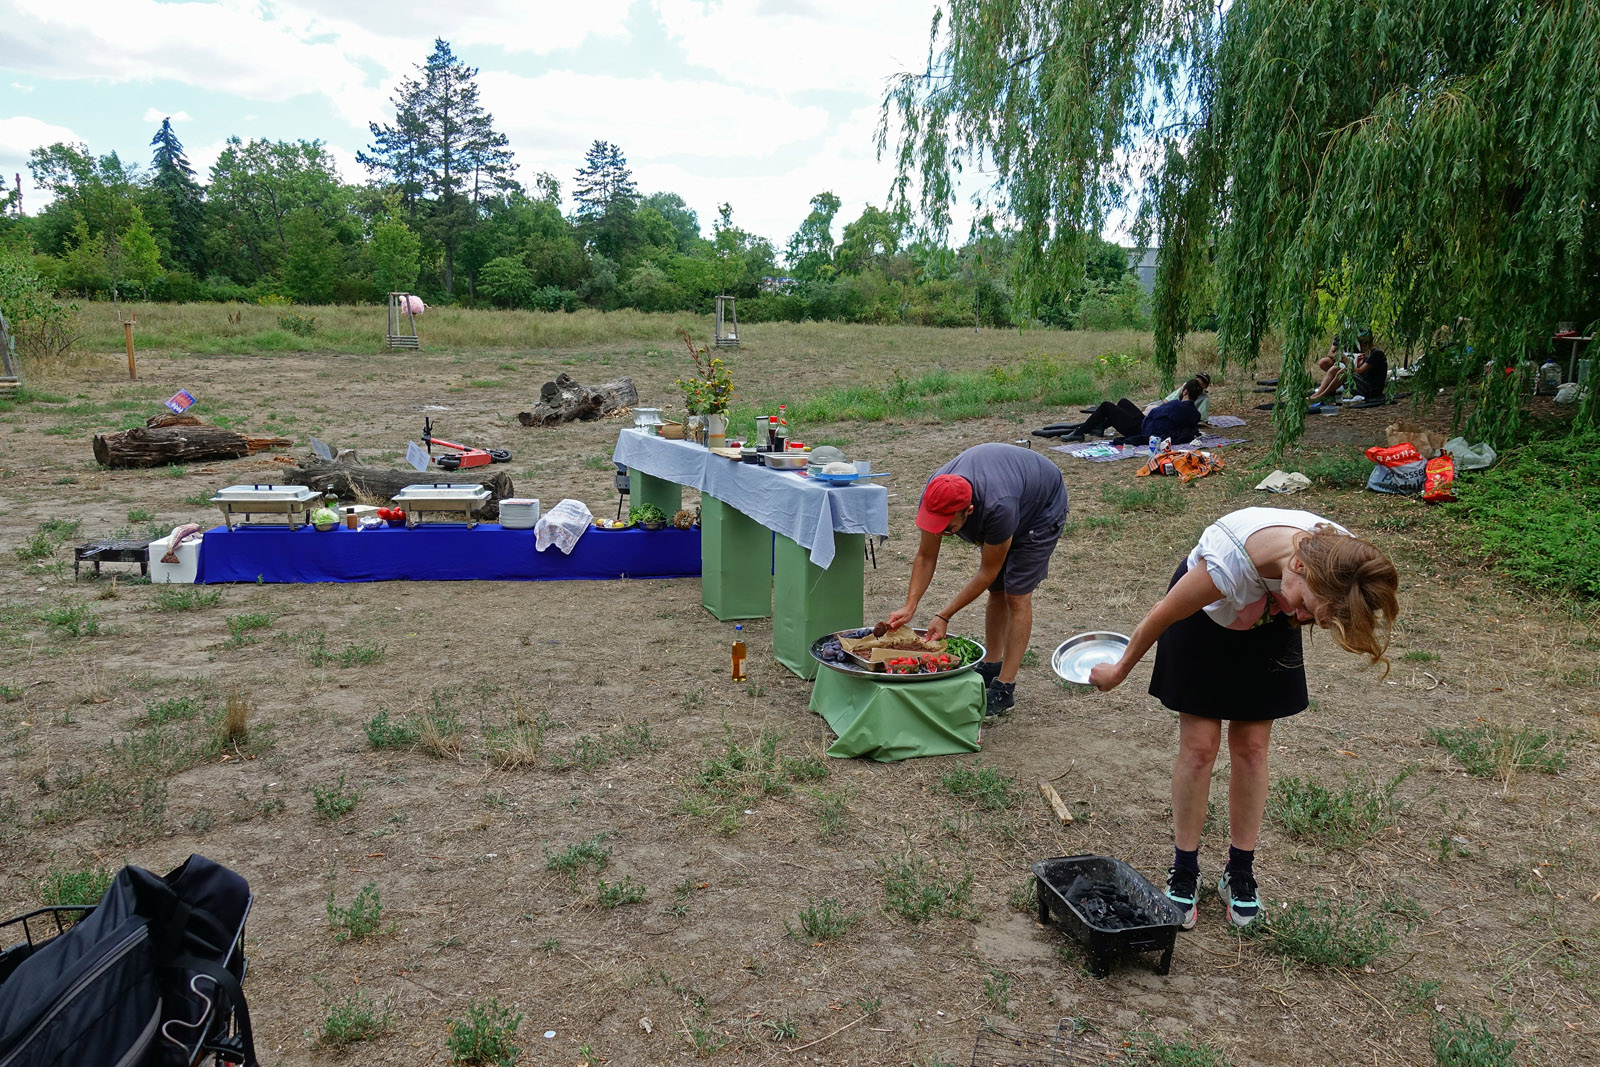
[148,531,204,584]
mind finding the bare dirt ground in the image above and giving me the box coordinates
[1,326,1596,1066]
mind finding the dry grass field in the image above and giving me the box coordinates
[1,309,1595,1066]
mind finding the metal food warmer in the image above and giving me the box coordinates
[389,483,492,528]
[209,484,322,530]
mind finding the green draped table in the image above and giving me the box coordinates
[809,668,984,761]
[613,431,889,678]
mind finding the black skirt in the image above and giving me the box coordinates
[1147,561,1308,721]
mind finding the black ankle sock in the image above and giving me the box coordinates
[1173,846,1200,876]
[1226,845,1254,875]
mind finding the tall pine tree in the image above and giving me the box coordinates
[572,140,639,263]
[361,39,515,296]
[148,118,205,274]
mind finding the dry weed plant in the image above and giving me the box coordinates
[419,714,463,760]
[221,689,251,743]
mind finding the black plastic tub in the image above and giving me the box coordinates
[1032,854,1183,978]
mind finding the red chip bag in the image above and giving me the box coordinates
[1365,442,1422,468]
[1422,455,1456,503]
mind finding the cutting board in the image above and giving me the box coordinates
[709,447,744,460]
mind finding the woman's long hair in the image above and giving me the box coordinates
[1296,525,1400,676]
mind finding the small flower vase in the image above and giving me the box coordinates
[705,412,728,449]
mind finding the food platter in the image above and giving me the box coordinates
[1051,631,1130,691]
[810,627,986,683]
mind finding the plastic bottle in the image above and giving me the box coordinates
[766,416,778,452]
[731,625,747,682]
[776,405,789,450]
[1537,359,1561,396]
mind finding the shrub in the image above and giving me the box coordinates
[447,996,522,1067]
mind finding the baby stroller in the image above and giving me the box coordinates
[0,855,258,1066]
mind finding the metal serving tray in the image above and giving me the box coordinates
[390,483,492,528]
[209,484,321,530]
[810,627,986,683]
[1051,631,1130,691]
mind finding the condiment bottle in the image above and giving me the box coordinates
[776,405,789,450]
[766,416,778,452]
[731,625,748,682]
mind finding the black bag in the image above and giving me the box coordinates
[0,854,258,1067]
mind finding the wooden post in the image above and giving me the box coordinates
[123,320,136,379]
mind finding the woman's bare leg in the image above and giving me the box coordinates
[1172,714,1223,850]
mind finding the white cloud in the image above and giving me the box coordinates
[0,115,82,210]
[9,83,35,94]
[0,0,383,125]
[143,109,194,124]
[656,0,936,95]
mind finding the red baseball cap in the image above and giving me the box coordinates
[916,474,972,533]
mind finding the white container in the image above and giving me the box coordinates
[148,532,203,584]
[499,498,541,529]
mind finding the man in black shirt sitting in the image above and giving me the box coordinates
[1309,328,1388,402]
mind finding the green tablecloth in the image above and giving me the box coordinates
[773,533,864,679]
[809,667,984,761]
[700,496,773,620]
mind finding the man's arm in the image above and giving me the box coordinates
[886,528,944,630]
[924,538,1011,641]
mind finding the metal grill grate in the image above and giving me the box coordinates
[971,1018,1082,1066]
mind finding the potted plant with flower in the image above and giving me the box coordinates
[676,330,734,447]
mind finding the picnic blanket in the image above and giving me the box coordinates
[1206,415,1247,428]
[1051,434,1246,461]
[1050,442,1143,462]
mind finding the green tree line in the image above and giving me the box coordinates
[0,37,1143,337]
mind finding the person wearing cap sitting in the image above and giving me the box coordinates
[887,443,1069,716]
[1309,329,1387,403]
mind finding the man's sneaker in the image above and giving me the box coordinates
[1217,869,1260,928]
[984,681,1015,718]
[1165,866,1198,931]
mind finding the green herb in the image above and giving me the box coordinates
[944,635,981,667]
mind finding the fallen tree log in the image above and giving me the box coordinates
[280,455,514,520]
[516,373,637,426]
[93,425,251,469]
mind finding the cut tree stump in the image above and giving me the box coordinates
[280,455,514,520]
[516,373,638,427]
[93,425,251,469]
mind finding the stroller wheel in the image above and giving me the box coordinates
[488,449,512,463]
[436,454,461,471]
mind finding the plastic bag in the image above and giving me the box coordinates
[1364,442,1422,468]
[1366,459,1426,495]
[1554,382,1580,404]
[1422,455,1457,503]
[1442,437,1496,471]
[534,498,593,554]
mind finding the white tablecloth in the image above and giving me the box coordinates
[612,430,888,568]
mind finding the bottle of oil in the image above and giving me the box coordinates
[731,625,748,682]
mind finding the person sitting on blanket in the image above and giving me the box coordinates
[1060,377,1206,445]
[1309,328,1387,402]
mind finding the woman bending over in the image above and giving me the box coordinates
[1088,508,1398,929]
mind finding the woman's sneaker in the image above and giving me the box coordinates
[1217,869,1260,928]
[1165,867,1198,931]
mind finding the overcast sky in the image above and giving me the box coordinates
[0,0,977,249]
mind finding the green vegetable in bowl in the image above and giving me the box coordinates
[311,507,339,525]
[628,502,668,525]
[944,635,981,667]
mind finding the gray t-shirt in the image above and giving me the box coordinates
[931,443,1068,546]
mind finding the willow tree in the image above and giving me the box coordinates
[885,1,1600,448]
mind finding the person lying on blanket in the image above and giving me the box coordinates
[1059,376,1207,445]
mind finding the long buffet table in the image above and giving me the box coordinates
[196,523,700,583]
[613,430,889,678]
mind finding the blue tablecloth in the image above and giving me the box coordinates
[612,430,888,568]
[196,524,700,584]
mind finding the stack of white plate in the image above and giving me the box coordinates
[499,498,541,529]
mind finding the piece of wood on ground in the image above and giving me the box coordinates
[92,424,250,468]
[280,454,514,520]
[516,373,638,427]
[1038,779,1075,823]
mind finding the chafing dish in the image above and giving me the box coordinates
[209,484,322,530]
[389,483,492,528]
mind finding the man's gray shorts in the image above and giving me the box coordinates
[987,518,1065,596]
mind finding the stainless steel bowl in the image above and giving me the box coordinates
[1051,631,1130,692]
[763,451,810,471]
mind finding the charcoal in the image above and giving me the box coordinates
[1065,875,1147,931]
